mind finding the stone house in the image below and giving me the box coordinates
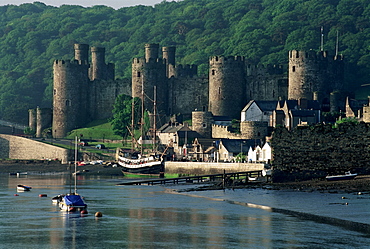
[272,99,321,130]
[188,138,216,162]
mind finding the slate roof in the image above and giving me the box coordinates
[242,100,279,112]
[220,139,262,153]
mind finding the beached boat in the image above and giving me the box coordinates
[17,184,32,191]
[325,171,357,181]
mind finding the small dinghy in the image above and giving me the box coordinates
[17,184,32,191]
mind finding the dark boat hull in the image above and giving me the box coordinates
[120,163,163,175]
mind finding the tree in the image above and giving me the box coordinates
[110,95,141,139]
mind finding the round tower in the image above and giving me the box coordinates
[288,50,328,101]
[145,44,159,62]
[208,56,246,119]
[90,46,106,80]
[162,46,176,78]
[240,121,268,140]
[28,109,36,132]
[192,111,214,138]
[74,44,89,63]
[52,60,89,138]
[36,107,52,138]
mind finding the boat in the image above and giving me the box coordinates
[117,85,165,176]
[17,184,32,191]
[118,150,164,175]
[325,171,357,181]
[56,136,87,212]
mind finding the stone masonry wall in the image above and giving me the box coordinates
[0,135,69,163]
[270,122,370,181]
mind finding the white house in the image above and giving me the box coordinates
[241,100,278,124]
[248,142,271,163]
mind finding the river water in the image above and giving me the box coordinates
[1,174,370,248]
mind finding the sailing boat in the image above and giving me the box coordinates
[117,85,164,176]
[56,137,87,212]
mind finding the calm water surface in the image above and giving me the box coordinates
[1,174,370,248]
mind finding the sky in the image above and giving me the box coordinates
[0,0,173,9]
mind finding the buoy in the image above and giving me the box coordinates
[39,194,47,197]
[342,196,346,199]
[81,210,88,215]
[345,202,349,205]
[95,212,103,217]
[14,194,19,196]
[358,192,362,195]
[69,207,76,212]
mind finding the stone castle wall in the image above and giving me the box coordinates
[0,135,70,163]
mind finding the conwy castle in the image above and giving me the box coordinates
[29,43,347,140]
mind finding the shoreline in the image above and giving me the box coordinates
[1,162,370,193]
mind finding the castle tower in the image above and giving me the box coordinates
[36,107,52,138]
[52,60,89,138]
[74,44,89,64]
[288,50,330,102]
[28,109,36,132]
[209,56,246,119]
[90,46,106,80]
[132,44,167,116]
[240,121,268,141]
[162,46,176,78]
[192,111,214,138]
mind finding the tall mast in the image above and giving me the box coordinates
[74,136,77,194]
[131,97,134,151]
[140,77,144,155]
[335,30,339,57]
[320,26,324,51]
[153,86,157,152]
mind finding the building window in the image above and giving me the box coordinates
[137,72,141,77]
[66,99,71,106]
[54,89,57,95]
[292,66,296,72]
[212,70,215,75]
[218,87,221,95]
[202,123,207,128]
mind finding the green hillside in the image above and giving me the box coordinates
[0,0,370,123]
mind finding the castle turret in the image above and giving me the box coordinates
[145,44,159,62]
[36,107,52,138]
[208,56,246,119]
[74,44,89,64]
[162,46,176,78]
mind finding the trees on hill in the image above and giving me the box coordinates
[0,0,370,123]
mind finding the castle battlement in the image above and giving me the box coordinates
[53,59,89,67]
[209,55,245,65]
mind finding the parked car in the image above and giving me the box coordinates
[95,144,106,149]
[79,141,88,146]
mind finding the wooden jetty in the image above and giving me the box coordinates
[116,170,263,186]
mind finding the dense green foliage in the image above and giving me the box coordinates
[1,0,370,124]
[111,95,142,139]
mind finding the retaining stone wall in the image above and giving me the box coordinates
[165,161,265,174]
[0,135,69,163]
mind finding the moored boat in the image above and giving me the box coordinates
[325,171,357,181]
[58,194,87,212]
[118,151,164,175]
[17,184,32,191]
